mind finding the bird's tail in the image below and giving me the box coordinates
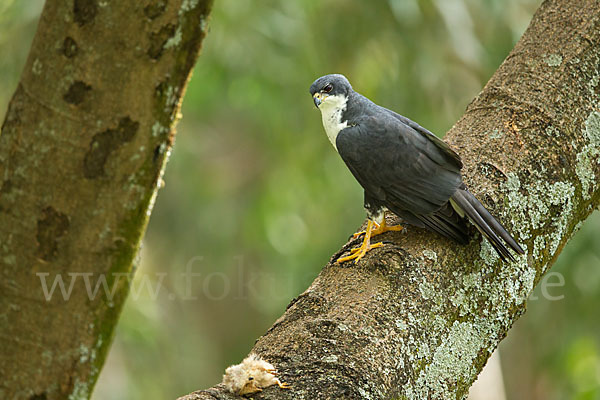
[450,188,524,262]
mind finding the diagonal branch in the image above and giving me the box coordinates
[179,0,600,398]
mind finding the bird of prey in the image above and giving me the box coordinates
[309,74,524,263]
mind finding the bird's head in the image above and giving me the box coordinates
[238,376,261,396]
[309,74,352,109]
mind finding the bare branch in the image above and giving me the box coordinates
[179,0,600,398]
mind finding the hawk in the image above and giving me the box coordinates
[310,74,523,263]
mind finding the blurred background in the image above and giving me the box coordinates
[1,0,599,399]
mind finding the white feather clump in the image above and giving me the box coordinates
[222,354,290,396]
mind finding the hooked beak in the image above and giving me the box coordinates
[313,92,324,108]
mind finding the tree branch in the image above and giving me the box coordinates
[0,1,213,398]
[179,0,600,398]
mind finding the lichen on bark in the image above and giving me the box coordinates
[178,1,600,399]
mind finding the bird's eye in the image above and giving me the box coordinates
[323,84,333,93]
[248,377,254,381]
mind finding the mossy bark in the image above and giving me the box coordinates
[0,1,213,399]
[179,1,600,399]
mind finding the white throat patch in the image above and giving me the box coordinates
[318,94,348,151]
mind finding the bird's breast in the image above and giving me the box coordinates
[321,110,347,151]
[319,97,349,151]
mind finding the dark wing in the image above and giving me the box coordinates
[336,112,463,216]
[335,109,524,259]
[451,187,524,260]
[387,111,524,258]
[386,110,463,170]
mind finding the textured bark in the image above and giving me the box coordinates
[0,1,213,399]
[179,1,600,399]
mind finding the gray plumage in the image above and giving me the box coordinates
[310,74,524,261]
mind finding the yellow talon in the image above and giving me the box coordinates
[338,220,388,264]
[352,219,402,239]
[278,381,291,389]
[349,241,384,254]
[352,230,368,239]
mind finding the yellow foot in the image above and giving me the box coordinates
[352,219,403,239]
[338,220,386,264]
[277,381,291,389]
[352,230,368,239]
[338,241,384,264]
[349,242,384,253]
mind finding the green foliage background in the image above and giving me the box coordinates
[1,1,599,399]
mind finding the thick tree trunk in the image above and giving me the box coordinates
[179,0,600,399]
[0,1,213,399]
